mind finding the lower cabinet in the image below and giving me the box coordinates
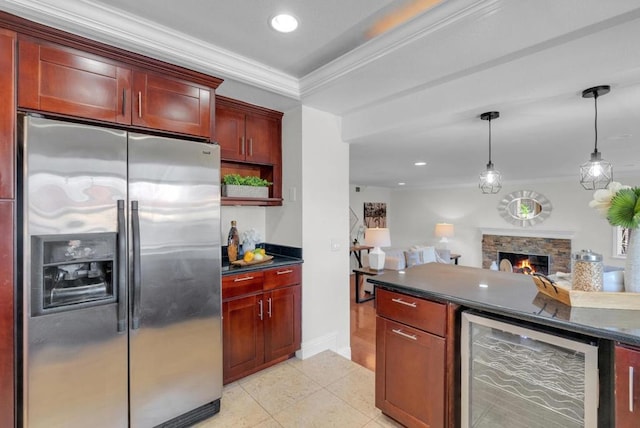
[222,265,301,384]
[375,288,458,428]
[615,344,640,427]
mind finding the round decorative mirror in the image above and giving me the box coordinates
[497,190,552,227]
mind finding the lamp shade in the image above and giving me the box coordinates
[434,223,454,241]
[364,228,391,248]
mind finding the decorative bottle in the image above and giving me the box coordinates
[227,220,239,262]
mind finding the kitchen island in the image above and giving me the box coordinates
[367,263,640,428]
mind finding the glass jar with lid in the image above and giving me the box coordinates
[571,249,603,292]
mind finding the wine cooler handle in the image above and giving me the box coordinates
[631,366,635,412]
[116,200,126,333]
[131,201,142,330]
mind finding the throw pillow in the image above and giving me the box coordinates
[410,245,437,263]
[404,250,422,268]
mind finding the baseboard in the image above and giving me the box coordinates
[296,332,338,360]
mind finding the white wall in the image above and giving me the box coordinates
[298,105,351,359]
[220,206,266,247]
[266,107,303,246]
[388,176,640,269]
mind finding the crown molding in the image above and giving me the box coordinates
[299,0,492,98]
[0,0,300,98]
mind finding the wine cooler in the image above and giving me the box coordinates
[461,311,599,428]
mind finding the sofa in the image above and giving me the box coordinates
[363,245,451,270]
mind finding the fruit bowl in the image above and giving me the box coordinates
[230,255,274,266]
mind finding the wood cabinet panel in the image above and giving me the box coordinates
[18,39,131,124]
[216,106,245,161]
[132,72,211,137]
[263,265,302,290]
[244,113,274,164]
[0,29,15,200]
[264,285,301,362]
[0,200,14,428]
[616,344,640,427]
[222,271,264,300]
[223,294,265,382]
[376,316,445,428]
[376,288,447,336]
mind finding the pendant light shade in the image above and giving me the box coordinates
[580,85,612,190]
[479,111,502,194]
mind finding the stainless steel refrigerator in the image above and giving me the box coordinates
[19,115,222,427]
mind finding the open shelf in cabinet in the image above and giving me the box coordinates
[221,160,282,206]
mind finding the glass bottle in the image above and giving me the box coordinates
[227,220,239,262]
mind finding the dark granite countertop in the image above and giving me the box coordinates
[367,263,640,346]
[221,243,303,275]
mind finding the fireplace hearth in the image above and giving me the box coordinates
[498,251,550,275]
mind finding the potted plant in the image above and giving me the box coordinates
[222,174,272,198]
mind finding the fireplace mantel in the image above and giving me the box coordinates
[479,228,575,240]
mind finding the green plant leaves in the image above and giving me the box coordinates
[608,188,640,229]
[222,174,272,186]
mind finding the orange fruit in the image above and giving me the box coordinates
[243,251,254,262]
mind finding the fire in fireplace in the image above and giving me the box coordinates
[497,251,550,275]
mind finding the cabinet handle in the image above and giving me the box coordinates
[121,89,126,116]
[277,269,293,275]
[391,298,417,308]
[631,366,635,412]
[138,91,142,118]
[258,299,263,321]
[233,276,255,282]
[392,329,417,341]
[249,138,253,156]
[241,137,245,155]
[268,297,272,318]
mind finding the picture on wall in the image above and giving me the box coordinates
[614,226,630,258]
[364,202,387,228]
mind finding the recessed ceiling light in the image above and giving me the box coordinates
[270,14,298,33]
[414,161,426,166]
[398,182,406,186]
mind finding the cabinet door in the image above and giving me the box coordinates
[216,105,246,161]
[18,39,131,124]
[264,285,301,362]
[223,294,265,383]
[376,316,446,428]
[0,201,14,428]
[0,30,15,200]
[244,113,275,164]
[616,345,640,427]
[132,71,211,138]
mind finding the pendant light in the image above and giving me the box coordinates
[580,85,612,190]
[479,111,502,194]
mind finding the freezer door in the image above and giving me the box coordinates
[22,116,128,428]
[128,134,222,427]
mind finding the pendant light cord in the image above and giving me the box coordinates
[593,94,599,153]
[488,118,492,164]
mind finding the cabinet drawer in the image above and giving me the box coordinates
[264,264,302,290]
[222,271,264,300]
[376,288,446,336]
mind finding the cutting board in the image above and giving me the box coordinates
[230,255,274,267]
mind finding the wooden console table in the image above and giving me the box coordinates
[350,245,372,268]
[352,267,386,303]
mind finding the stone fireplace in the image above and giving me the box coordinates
[481,229,572,274]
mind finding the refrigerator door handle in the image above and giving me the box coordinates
[131,200,142,329]
[117,200,127,332]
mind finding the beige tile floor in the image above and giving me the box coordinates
[195,350,404,428]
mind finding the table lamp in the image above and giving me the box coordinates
[434,223,454,248]
[364,227,391,270]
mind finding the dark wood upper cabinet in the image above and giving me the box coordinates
[18,39,131,125]
[0,29,15,200]
[216,97,280,165]
[18,38,214,138]
[132,71,211,138]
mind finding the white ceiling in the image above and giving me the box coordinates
[2,0,640,189]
